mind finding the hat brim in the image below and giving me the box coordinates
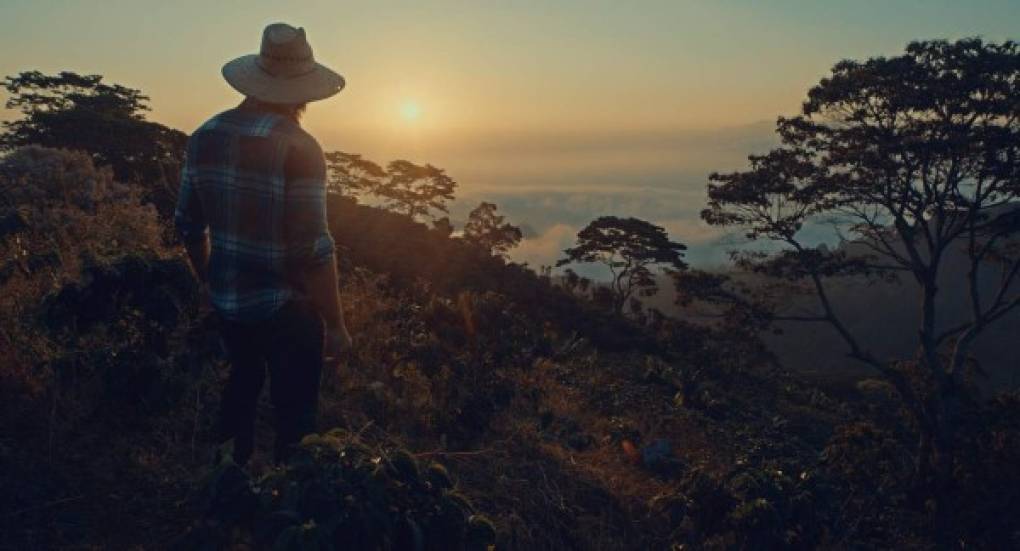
[222,54,345,104]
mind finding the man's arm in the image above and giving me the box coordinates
[285,137,352,353]
[304,255,352,352]
[174,146,211,285]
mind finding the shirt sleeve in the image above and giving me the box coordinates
[284,136,336,268]
[174,140,209,244]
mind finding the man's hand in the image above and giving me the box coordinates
[304,255,350,364]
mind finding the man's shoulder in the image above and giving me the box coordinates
[188,110,323,164]
[281,122,322,155]
[190,109,311,141]
[191,109,239,135]
[284,128,325,179]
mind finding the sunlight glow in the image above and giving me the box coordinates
[400,100,421,122]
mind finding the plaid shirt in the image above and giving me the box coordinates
[174,107,335,321]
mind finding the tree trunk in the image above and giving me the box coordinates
[931,426,958,545]
[913,385,962,546]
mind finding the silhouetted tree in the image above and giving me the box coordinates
[462,201,523,257]
[1,71,187,214]
[432,216,455,238]
[324,151,385,199]
[700,38,1020,535]
[558,216,687,315]
[376,160,456,221]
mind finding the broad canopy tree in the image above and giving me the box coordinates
[462,201,523,257]
[558,216,686,315]
[700,38,1020,520]
[375,160,456,221]
[324,151,386,199]
[1,71,187,214]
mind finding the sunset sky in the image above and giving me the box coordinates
[2,0,1018,267]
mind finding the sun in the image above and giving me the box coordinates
[399,100,421,122]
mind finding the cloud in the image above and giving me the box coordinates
[425,122,781,272]
[510,223,577,269]
[657,218,727,245]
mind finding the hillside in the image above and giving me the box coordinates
[4,33,1020,550]
[644,223,1020,397]
[0,146,946,551]
[1,148,1016,550]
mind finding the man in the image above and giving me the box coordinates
[175,23,352,465]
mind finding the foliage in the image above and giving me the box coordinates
[557,216,687,315]
[324,150,386,199]
[1,71,187,214]
[700,38,1020,532]
[326,195,659,353]
[947,391,1020,548]
[672,268,775,333]
[375,160,457,221]
[652,463,829,550]
[178,429,496,551]
[0,147,168,402]
[821,422,913,499]
[0,146,165,281]
[41,255,203,421]
[332,269,530,442]
[462,201,523,257]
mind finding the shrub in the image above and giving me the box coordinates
[0,147,168,405]
[654,464,828,550]
[821,422,912,499]
[178,428,497,551]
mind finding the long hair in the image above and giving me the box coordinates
[240,97,307,123]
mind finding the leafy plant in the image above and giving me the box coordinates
[1,71,187,213]
[178,429,497,551]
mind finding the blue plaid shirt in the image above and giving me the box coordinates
[174,107,335,321]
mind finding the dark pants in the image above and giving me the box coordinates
[216,299,324,465]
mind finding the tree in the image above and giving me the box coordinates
[700,38,1020,532]
[432,216,455,237]
[375,160,456,221]
[557,216,687,315]
[462,201,523,257]
[324,151,386,199]
[1,71,187,214]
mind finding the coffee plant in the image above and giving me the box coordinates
[177,428,497,551]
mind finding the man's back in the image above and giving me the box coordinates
[175,22,349,465]
[174,106,335,322]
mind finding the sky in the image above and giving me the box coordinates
[2,0,1018,269]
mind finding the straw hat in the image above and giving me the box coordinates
[222,23,344,104]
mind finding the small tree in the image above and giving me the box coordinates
[462,201,523,257]
[324,151,385,199]
[700,38,1020,533]
[1,71,187,213]
[432,216,454,237]
[557,216,687,315]
[376,160,456,221]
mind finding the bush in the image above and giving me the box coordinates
[654,464,828,550]
[0,147,168,405]
[178,428,497,551]
[821,422,912,500]
[953,392,1020,548]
